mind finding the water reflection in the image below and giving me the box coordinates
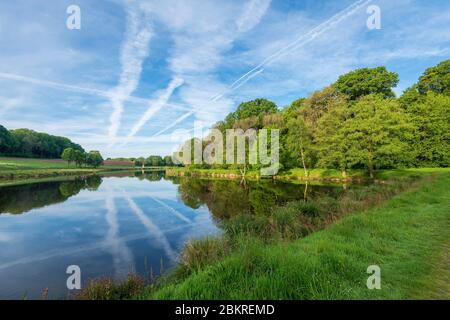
[170,177,344,219]
[0,172,344,299]
[0,176,102,215]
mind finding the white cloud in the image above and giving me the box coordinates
[236,0,272,33]
[107,2,153,143]
[125,77,184,141]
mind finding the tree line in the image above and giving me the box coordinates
[134,155,175,167]
[0,127,84,158]
[180,60,450,177]
[61,148,104,168]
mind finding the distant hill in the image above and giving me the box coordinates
[0,124,84,159]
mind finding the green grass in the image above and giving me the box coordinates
[144,171,450,299]
[165,167,260,179]
[166,166,450,182]
[0,157,137,185]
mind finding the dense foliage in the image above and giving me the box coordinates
[61,148,104,168]
[0,126,84,158]
[179,60,449,176]
[134,155,176,167]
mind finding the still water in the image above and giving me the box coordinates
[0,172,344,299]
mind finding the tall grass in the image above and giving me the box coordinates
[149,172,449,299]
[164,175,425,284]
[74,274,145,300]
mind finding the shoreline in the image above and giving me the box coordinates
[146,171,450,300]
[165,167,449,182]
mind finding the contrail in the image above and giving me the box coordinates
[211,0,372,101]
[122,77,184,146]
[236,0,272,33]
[122,192,178,261]
[104,195,135,278]
[0,218,217,271]
[0,71,192,112]
[0,72,114,99]
[150,196,192,224]
[107,3,153,145]
[159,0,371,138]
[151,111,194,138]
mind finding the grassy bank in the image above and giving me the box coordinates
[165,167,260,179]
[165,166,449,182]
[0,157,137,186]
[141,170,449,299]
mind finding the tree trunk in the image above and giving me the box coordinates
[303,181,309,201]
[300,146,308,177]
[368,157,374,179]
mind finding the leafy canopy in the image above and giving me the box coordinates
[333,66,399,100]
[417,59,450,96]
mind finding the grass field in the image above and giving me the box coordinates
[0,157,135,185]
[0,157,134,171]
[141,170,450,300]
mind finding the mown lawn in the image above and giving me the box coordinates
[145,171,450,299]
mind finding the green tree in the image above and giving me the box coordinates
[164,155,174,167]
[333,66,399,100]
[86,150,104,168]
[147,155,164,167]
[61,147,75,167]
[7,127,83,158]
[73,150,85,167]
[225,98,278,127]
[417,60,450,96]
[317,95,411,178]
[0,125,16,155]
[284,116,313,176]
[406,92,450,167]
[399,85,422,108]
[314,100,352,177]
[134,157,145,167]
[301,86,347,131]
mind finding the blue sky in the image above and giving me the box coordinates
[0,0,449,158]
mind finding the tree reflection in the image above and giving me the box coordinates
[0,176,103,214]
[170,177,342,221]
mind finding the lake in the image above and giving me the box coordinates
[0,172,346,299]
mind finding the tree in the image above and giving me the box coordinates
[164,155,174,167]
[3,126,84,158]
[314,100,352,177]
[399,85,422,108]
[301,86,347,131]
[417,60,450,96]
[225,98,278,127]
[147,155,164,167]
[73,150,85,167]
[86,151,104,168]
[315,95,412,177]
[134,157,145,167]
[61,148,75,167]
[0,125,16,155]
[333,66,399,100]
[405,92,450,167]
[284,116,313,176]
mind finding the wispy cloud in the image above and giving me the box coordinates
[1,0,449,158]
[108,2,153,144]
[212,0,372,101]
[151,111,194,138]
[236,0,272,33]
[124,77,184,143]
[104,194,135,277]
[122,191,177,261]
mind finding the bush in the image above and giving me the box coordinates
[74,274,144,300]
